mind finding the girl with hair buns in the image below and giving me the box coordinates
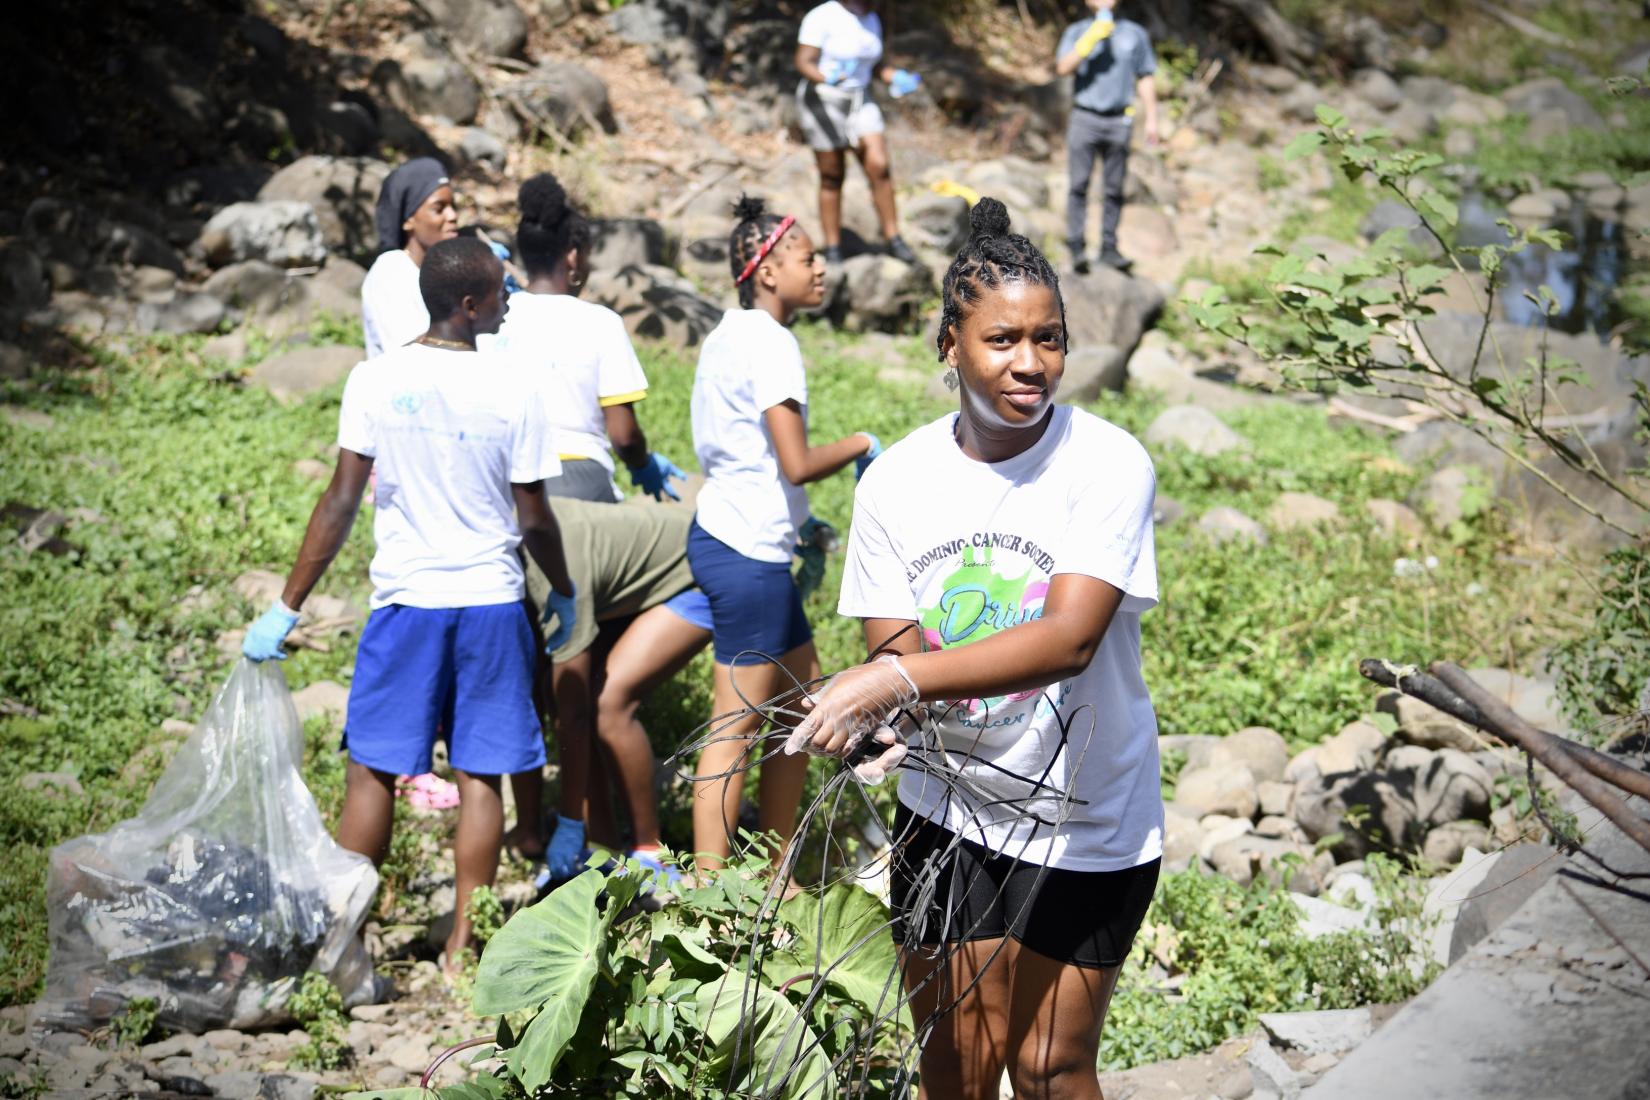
[788,198,1163,1100]
[489,172,684,505]
[362,157,460,358]
[685,195,881,872]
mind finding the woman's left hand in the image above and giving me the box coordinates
[786,654,919,760]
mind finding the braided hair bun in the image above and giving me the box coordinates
[516,172,589,277]
[732,194,769,224]
[728,193,788,308]
[935,194,1068,360]
[967,197,1012,240]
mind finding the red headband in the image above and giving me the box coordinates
[735,215,797,285]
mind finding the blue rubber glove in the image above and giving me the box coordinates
[628,452,687,501]
[855,433,882,481]
[243,601,300,662]
[820,58,850,85]
[487,239,523,296]
[542,585,577,654]
[889,69,922,99]
[545,815,587,882]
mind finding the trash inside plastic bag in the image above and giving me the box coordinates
[38,659,379,1033]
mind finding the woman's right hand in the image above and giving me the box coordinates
[786,654,919,761]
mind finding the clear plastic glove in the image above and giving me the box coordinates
[543,585,577,654]
[852,717,916,785]
[855,433,882,481]
[889,69,922,99]
[242,600,300,662]
[785,654,919,761]
[1075,13,1115,56]
[545,815,586,881]
[627,452,687,501]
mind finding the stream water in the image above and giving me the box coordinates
[1456,190,1630,340]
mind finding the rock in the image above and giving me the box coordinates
[203,1071,263,1100]
[248,345,362,400]
[1399,75,1459,111]
[901,191,971,254]
[1584,184,1626,210]
[1217,1066,1256,1100]
[1260,1007,1374,1057]
[1316,720,1387,775]
[500,62,619,138]
[821,254,933,333]
[1294,771,1419,859]
[1423,819,1491,866]
[257,157,393,262]
[1175,763,1259,819]
[1256,815,1306,842]
[1411,748,1493,828]
[401,58,481,124]
[1365,498,1424,539]
[1378,691,1481,752]
[421,0,527,57]
[0,242,50,314]
[1247,1040,1306,1100]
[1060,344,1128,401]
[1163,804,1204,871]
[582,264,723,349]
[1249,63,1301,94]
[318,100,380,155]
[1507,191,1561,221]
[1117,205,1179,263]
[1196,814,1255,862]
[1295,892,1376,939]
[1154,495,1184,527]
[1501,77,1606,131]
[1198,506,1268,546]
[1440,843,1557,964]
[457,127,507,171]
[581,220,667,277]
[1443,128,1477,159]
[1409,465,1478,529]
[1145,405,1245,456]
[129,265,178,303]
[199,202,330,270]
[1267,491,1339,531]
[1384,101,1438,143]
[1161,733,1221,771]
[20,771,84,798]
[1461,668,1565,732]
[137,293,226,335]
[1061,267,1164,362]
[1350,69,1403,112]
[382,1036,435,1074]
[292,680,350,724]
[205,260,302,316]
[1258,780,1295,818]
[1209,833,1324,892]
[1213,727,1291,785]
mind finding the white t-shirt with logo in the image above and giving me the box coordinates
[798,1,883,89]
[337,342,561,609]
[839,406,1163,871]
[361,249,428,359]
[486,291,650,483]
[691,309,810,564]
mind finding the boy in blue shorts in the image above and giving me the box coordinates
[241,237,577,970]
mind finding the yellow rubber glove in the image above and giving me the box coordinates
[1074,18,1114,56]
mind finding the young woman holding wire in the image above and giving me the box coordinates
[788,197,1163,1100]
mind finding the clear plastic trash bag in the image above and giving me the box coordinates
[37,659,379,1033]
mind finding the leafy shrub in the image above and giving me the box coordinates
[110,996,159,1048]
[289,971,351,1071]
[1548,545,1650,735]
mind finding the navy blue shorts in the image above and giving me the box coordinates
[686,519,812,666]
[344,602,545,777]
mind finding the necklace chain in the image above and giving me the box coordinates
[417,335,474,351]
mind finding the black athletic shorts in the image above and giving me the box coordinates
[888,803,1160,970]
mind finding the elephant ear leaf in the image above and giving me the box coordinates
[472,870,606,1089]
[778,883,901,1017]
[695,979,836,1100]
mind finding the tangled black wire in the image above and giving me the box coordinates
[667,625,1098,1099]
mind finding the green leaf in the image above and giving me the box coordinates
[652,915,725,981]
[1417,190,1458,228]
[474,870,606,1014]
[695,979,836,1100]
[775,884,902,1018]
[1283,131,1326,161]
[1407,264,1450,291]
[1314,105,1347,128]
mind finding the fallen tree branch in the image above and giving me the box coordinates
[1358,659,1650,858]
[1466,0,1574,48]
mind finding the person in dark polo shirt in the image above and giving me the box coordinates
[1057,1,1160,273]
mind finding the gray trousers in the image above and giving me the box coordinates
[1066,110,1132,255]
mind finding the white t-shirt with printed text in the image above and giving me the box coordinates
[839,405,1163,871]
[360,249,428,359]
[798,1,883,89]
[337,342,561,609]
[691,309,810,564]
[486,291,650,483]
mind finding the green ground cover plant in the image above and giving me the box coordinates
[0,316,1572,1008]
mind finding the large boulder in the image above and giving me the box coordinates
[1295,771,1420,860]
[1060,344,1128,401]
[1208,834,1332,894]
[1061,267,1163,363]
[587,219,669,273]
[1144,405,1245,456]
[1267,491,1340,531]
[820,255,933,333]
[1501,77,1606,132]
[257,157,392,263]
[136,293,226,335]
[248,345,364,400]
[401,58,482,124]
[204,260,303,315]
[1197,506,1267,545]
[900,191,972,255]
[1212,727,1291,785]
[420,0,529,58]
[1175,763,1259,819]
[582,264,723,349]
[1350,68,1403,112]
[499,62,619,139]
[1410,748,1493,828]
[197,202,329,269]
